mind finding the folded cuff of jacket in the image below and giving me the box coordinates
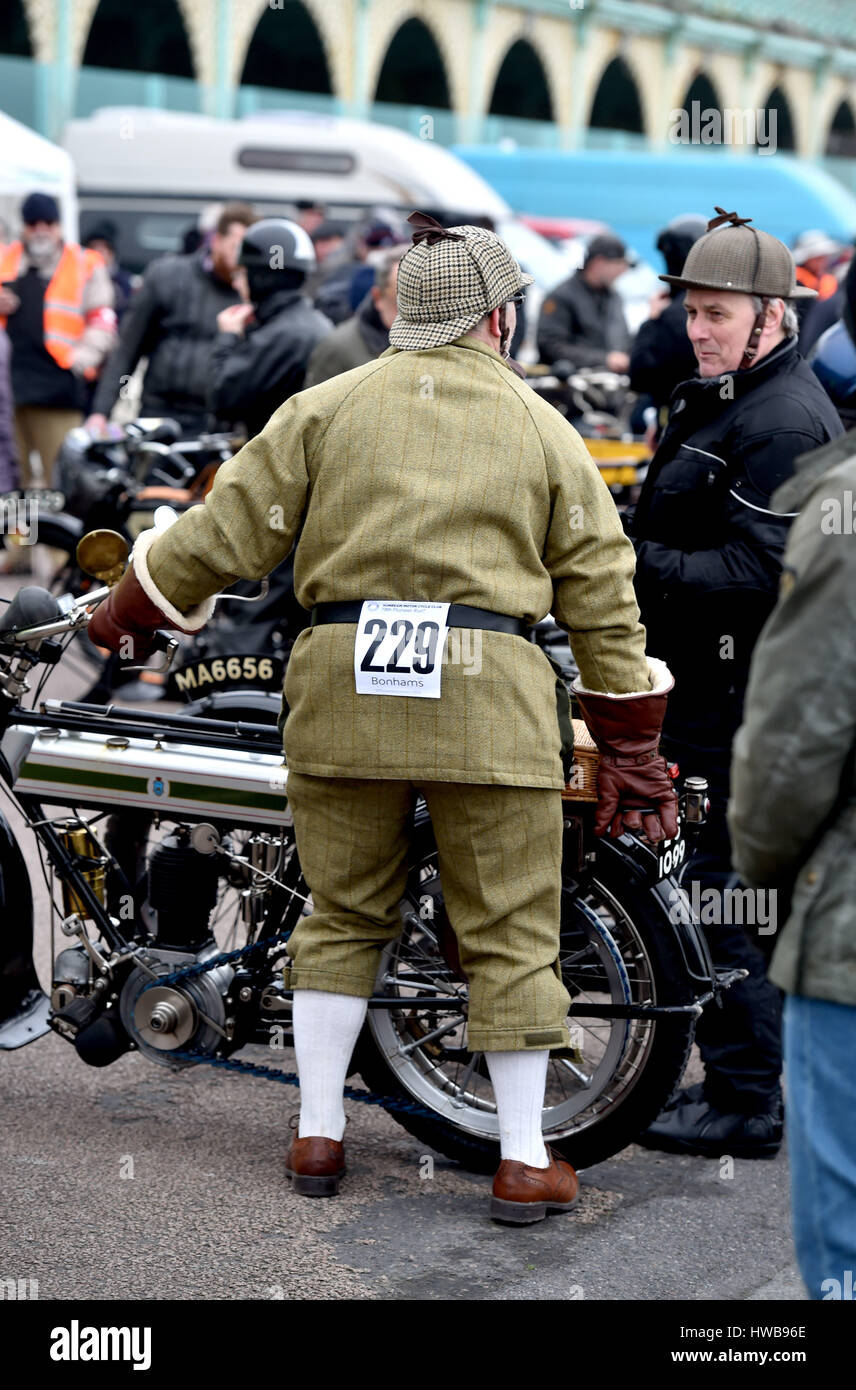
[132,528,217,632]
[571,655,673,701]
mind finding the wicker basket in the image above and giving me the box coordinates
[562,718,600,803]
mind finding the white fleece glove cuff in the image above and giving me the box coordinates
[572,656,674,700]
[131,528,217,633]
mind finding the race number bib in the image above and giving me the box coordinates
[354,600,450,699]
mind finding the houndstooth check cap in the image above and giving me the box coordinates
[389,211,533,350]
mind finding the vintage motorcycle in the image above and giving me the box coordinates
[0,531,739,1174]
[0,421,300,707]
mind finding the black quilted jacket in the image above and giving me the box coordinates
[626,337,843,750]
[92,250,240,429]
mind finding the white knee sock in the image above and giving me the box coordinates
[485,1050,550,1168]
[292,990,369,1141]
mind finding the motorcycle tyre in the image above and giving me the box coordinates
[353,858,696,1175]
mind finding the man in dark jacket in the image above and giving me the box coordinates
[208,218,331,437]
[629,214,706,427]
[207,218,332,653]
[304,246,403,387]
[85,202,255,434]
[631,208,843,1159]
[536,233,631,372]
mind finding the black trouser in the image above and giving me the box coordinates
[663,736,783,1114]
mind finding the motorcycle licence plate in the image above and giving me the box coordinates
[657,832,686,880]
[173,653,285,699]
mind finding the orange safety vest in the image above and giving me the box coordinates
[795,264,839,301]
[0,241,105,369]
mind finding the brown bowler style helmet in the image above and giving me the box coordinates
[659,207,815,368]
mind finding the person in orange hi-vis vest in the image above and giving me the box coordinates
[0,192,117,489]
[792,229,840,301]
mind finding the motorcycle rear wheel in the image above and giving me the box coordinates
[354,852,695,1174]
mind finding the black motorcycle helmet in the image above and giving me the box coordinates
[656,213,708,282]
[238,218,317,302]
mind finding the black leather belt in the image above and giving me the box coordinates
[310,601,528,637]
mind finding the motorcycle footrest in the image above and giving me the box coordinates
[50,994,100,1039]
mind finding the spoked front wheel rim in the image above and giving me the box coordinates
[368,874,659,1142]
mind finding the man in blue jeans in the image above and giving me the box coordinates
[729,256,856,1299]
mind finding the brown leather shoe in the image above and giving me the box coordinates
[490,1146,580,1225]
[285,1136,346,1197]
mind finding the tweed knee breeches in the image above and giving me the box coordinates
[281,773,572,1052]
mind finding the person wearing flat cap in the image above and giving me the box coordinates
[89,211,677,1224]
[625,208,843,1161]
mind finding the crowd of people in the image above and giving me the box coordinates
[1,187,852,492]
[0,194,424,497]
[1,180,855,1287]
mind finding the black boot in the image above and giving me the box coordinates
[639,1090,783,1159]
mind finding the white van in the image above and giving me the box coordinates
[62,108,512,273]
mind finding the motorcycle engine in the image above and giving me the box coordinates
[117,825,233,1065]
[118,945,234,1067]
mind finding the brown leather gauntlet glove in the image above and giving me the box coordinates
[87,562,179,661]
[87,531,214,661]
[572,658,679,844]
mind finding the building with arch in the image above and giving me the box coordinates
[2,0,856,187]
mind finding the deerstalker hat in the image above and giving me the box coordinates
[660,207,816,300]
[389,211,533,350]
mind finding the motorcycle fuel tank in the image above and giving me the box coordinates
[7,726,291,828]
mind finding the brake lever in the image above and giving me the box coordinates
[120,631,180,673]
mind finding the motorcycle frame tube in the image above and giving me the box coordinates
[15,796,125,951]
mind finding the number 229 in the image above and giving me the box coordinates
[359,619,441,675]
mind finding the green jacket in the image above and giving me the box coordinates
[729,429,856,1003]
[146,334,650,788]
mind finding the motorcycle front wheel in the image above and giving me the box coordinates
[354,849,695,1174]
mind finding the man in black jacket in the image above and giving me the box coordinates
[86,203,255,434]
[536,234,631,372]
[206,218,332,656]
[630,208,843,1158]
[208,218,331,437]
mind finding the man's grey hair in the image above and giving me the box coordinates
[751,294,799,337]
[371,244,407,293]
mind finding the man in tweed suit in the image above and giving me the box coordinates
[90,212,677,1223]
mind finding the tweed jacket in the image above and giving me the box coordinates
[145,335,650,788]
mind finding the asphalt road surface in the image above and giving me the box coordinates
[0,568,806,1302]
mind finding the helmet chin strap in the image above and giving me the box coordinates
[740,295,770,370]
